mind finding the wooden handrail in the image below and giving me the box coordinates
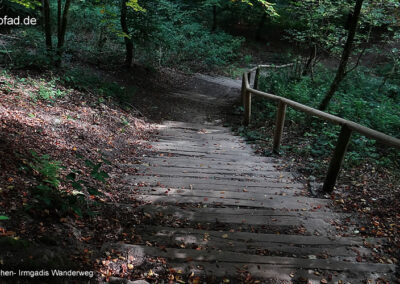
[242,65,400,193]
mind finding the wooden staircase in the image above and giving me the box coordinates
[105,121,395,283]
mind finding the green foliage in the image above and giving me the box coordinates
[32,79,65,102]
[8,0,40,9]
[23,151,68,213]
[22,151,110,217]
[126,0,145,12]
[28,151,62,187]
[285,0,350,54]
[0,216,10,220]
[244,65,400,170]
[127,0,244,70]
[4,29,55,69]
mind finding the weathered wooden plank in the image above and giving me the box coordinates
[140,156,278,167]
[151,139,249,150]
[124,176,304,190]
[152,149,271,161]
[149,140,247,149]
[136,170,292,182]
[157,133,246,142]
[126,185,305,196]
[137,226,367,258]
[159,121,229,131]
[136,194,328,210]
[134,188,320,205]
[132,164,280,175]
[158,129,235,137]
[137,205,342,236]
[149,144,249,153]
[124,175,299,187]
[135,224,361,246]
[102,244,395,273]
[156,135,243,142]
[166,261,377,283]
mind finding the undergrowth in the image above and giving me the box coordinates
[21,151,110,218]
[61,68,137,109]
[237,65,400,176]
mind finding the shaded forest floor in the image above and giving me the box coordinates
[0,68,156,282]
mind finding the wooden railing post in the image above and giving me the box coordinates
[247,72,252,85]
[241,74,246,107]
[254,67,260,90]
[323,124,352,193]
[244,90,251,126]
[273,101,286,154]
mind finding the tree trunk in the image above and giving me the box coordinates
[120,0,133,67]
[318,0,364,111]
[212,5,217,32]
[255,12,266,40]
[97,27,107,51]
[57,0,62,36]
[302,45,316,76]
[42,0,52,50]
[56,0,72,66]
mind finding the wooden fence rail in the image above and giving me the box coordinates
[242,64,400,193]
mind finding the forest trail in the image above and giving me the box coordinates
[108,74,395,283]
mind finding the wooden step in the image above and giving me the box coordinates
[133,187,323,206]
[126,185,306,196]
[123,175,302,189]
[137,225,371,259]
[135,169,292,182]
[138,156,279,169]
[136,194,328,211]
[132,164,282,176]
[101,243,395,278]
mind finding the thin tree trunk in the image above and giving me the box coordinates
[302,45,316,76]
[212,5,217,32]
[318,0,364,111]
[97,27,107,51]
[42,0,52,50]
[56,0,72,66]
[255,12,266,40]
[120,0,133,67]
[57,0,62,36]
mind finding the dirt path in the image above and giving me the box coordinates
[100,74,396,283]
[108,68,243,124]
